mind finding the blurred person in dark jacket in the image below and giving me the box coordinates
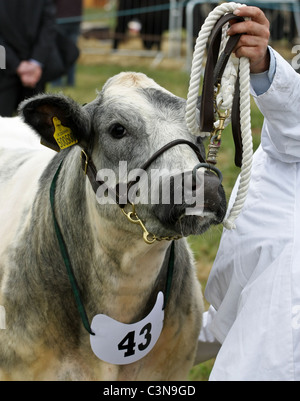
[0,0,56,116]
[52,0,83,87]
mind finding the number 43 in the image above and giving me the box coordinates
[118,323,152,357]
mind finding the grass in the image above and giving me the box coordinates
[48,57,264,381]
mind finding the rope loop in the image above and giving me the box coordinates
[185,2,253,230]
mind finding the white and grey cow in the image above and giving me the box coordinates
[0,72,226,381]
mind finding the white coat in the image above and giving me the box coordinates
[199,49,300,381]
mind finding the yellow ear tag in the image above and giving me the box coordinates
[53,117,78,150]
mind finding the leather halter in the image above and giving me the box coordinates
[200,13,245,167]
[80,138,208,208]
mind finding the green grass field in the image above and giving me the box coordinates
[49,58,264,381]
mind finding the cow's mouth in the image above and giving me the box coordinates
[122,168,227,242]
[151,169,227,237]
[153,190,227,237]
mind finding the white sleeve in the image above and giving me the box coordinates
[252,49,300,163]
[194,306,221,365]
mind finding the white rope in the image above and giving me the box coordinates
[185,2,253,230]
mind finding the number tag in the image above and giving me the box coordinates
[52,117,78,150]
[90,292,164,365]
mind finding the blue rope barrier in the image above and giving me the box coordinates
[56,1,300,25]
[57,1,188,24]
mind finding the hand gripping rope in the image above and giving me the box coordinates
[185,2,253,230]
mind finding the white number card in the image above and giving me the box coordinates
[90,292,164,365]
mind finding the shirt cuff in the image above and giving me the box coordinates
[250,47,276,96]
[29,59,43,68]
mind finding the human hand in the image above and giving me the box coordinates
[17,61,42,88]
[227,6,270,73]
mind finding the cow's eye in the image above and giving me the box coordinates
[109,124,127,139]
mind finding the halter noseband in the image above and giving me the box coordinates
[80,137,222,244]
[80,138,210,206]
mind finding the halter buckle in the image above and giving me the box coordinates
[81,150,89,175]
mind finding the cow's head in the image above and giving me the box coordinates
[20,72,226,242]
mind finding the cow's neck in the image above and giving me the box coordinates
[53,153,170,325]
[84,182,171,323]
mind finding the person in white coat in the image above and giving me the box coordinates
[196,6,300,381]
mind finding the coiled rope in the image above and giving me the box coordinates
[185,2,253,230]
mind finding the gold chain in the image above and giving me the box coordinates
[122,204,182,245]
[206,85,230,165]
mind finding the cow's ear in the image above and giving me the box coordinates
[19,94,91,152]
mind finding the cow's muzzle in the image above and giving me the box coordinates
[151,163,226,238]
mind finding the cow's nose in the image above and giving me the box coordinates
[190,163,225,216]
[192,163,223,187]
[203,170,223,213]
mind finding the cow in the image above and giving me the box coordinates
[0,72,226,381]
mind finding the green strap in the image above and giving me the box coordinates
[163,240,175,310]
[50,160,175,336]
[50,161,95,335]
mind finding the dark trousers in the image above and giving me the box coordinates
[0,72,45,117]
